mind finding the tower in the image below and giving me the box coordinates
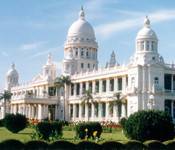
[42,53,56,81]
[6,63,19,90]
[63,7,98,75]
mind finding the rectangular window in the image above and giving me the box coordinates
[118,78,122,91]
[76,83,80,95]
[88,63,90,68]
[164,74,172,91]
[110,79,114,91]
[102,80,106,92]
[71,84,74,96]
[95,81,99,93]
[141,41,144,50]
[81,63,84,69]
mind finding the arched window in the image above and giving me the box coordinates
[146,41,149,51]
[81,50,84,57]
[141,41,144,50]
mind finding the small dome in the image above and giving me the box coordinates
[7,63,19,78]
[67,7,95,40]
[136,16,158,40]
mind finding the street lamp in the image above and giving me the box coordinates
[147,94,155,110]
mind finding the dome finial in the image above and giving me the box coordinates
[144,16,150,27]
[47,53,52,65]
[11,63,15,70]
[79,6,85,20]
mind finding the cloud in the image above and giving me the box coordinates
[30,45,63,58]
[20,41,45,51]
[1,51,9,57]
[95,9,175,38]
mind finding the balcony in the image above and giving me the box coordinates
[11,94,59,104]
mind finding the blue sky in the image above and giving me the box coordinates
[1,0,175,90]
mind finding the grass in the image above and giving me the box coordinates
[0,127,128,143]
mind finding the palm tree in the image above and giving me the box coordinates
[81,89,93,121]
[54,75,71,121]
[0,90,12,117]
[109,92,127,119]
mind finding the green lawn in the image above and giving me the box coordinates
[0,127,128,143]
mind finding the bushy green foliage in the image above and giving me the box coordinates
[101,141,125,150]
[50,141,76,150]
[0,139,24,150]
[123,110,174,141]
[75,122,102,139]
[25,140,48,150]
[164,140,175,150]
[76,141,102,150]
[125,140,146,150]
[119,117,127,128]
[4,113,27,133]
[144,140,167,150]
[35,121,63,141]
[0,119,4,127]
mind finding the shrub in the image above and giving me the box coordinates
[51,121,63,140]
[50,140,76,150]
[119,117,127,128]
[36,122,53,141]
[125,140,146,150]
[75,122,102,139]
[164,140,175,150]
[4,113,27,133]
[76,141,102,150]
[101,141,125,150]
[144,140,167,150]
[0,139,24,150]
[25,140,48,150]
[123,110,174,141]
[35,121,63,141]
[0,119,4,127]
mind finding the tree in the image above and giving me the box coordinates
[0,90,12,117]
[81,89,93,121]
[109,92,127,118]
[54,75,71,121]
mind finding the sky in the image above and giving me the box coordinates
[1,0,175,90]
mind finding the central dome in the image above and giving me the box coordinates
[67,7,95,40]
[136,16,157,40]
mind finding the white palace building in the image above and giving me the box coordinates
[1,8,175,122]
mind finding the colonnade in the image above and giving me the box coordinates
[69,101,127,122]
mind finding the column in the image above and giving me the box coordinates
[85,103,89,121]
[121,104,126,118]
[114,77,118,92]
[98,103,102,120]
[106,79,110,92]
[171,100,173,118]
[80,82,83,95]
[79,103,82,120]
[38,104,42,120]
[86,82,89,90]
[105,102,109,121]
[74,83,77,97]
[92,81,96,94]
[99,80,102,93]
[73,104,76,121]
[91,103,95,121]
[122,76,126,93]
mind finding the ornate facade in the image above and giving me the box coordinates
[1,8,175,122]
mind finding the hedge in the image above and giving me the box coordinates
[76,141,102,150]
[164,140,175,150]
[0,139,174,149]
[0,139,24,150]
[101,141,125,150]
[144,140,167,150]
[50,141,76,150]
[25,140,48,150]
